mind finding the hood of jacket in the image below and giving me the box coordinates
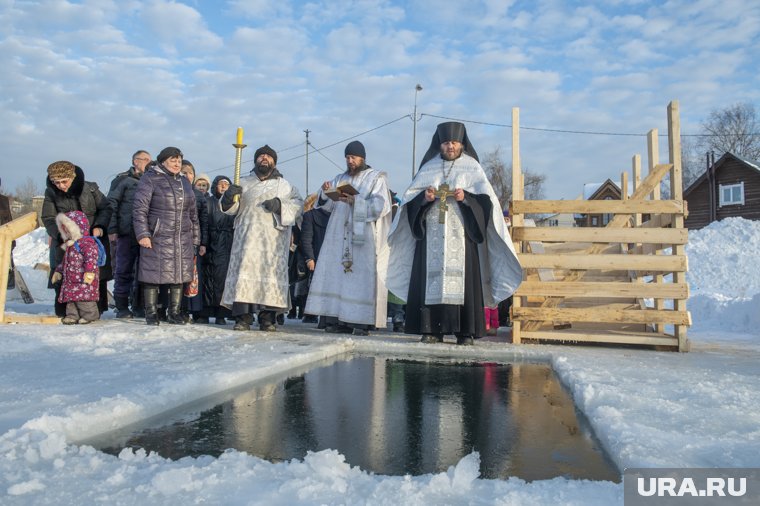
[56,210,90,244]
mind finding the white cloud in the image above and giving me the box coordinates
[140,1,223,54]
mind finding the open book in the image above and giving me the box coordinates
[323,182,359,201]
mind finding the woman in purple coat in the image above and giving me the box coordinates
[132,147,199,325]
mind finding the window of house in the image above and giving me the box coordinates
[591,216,598,226]
[719,182,744,206]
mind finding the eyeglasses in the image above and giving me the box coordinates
[51,178,72,186]
[134,157,151,163]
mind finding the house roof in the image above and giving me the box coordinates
[684,152,760,196]
[586,178,621,200]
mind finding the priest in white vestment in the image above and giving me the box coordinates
[386,122,522,345]
[305,141,392,335]
[220,145,303,331]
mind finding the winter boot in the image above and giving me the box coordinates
[259,310,277,332]
[144,285,159,326]
[166,285,186,325]
[114,295,133,319]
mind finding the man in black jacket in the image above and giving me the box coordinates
[107,150,151,318]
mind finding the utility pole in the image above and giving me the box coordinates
[304,129,311,194]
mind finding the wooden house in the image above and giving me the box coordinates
[684,152,760,230]
[575,179,622,227]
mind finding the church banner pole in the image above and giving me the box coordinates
[233,127,247,203]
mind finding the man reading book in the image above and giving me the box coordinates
[305,140,392,336]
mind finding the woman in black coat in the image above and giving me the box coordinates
[132,147,199,325]
[41,161,112,317]
[179,160,209,322]
[200,175,235,324]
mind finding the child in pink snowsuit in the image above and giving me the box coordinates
[52,210,101,324]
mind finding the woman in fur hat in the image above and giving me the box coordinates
[41,161,112,317]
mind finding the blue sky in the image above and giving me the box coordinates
[1,0,759,200]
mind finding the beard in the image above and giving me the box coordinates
[440,146,463,161]
[346,160,366,174]
[253,161,274,179]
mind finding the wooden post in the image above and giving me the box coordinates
[0,213,60,324]
[668,100,689,352]
[647,129,660,200]
[646,128,666,333]
[511,107,523,344]
[632,155,642,228]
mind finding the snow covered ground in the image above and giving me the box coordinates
[1,218,759,505]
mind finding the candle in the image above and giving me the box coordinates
[236,127,244,145]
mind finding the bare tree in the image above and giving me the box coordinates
[481,146,546,208]
[13,177,42,215]
[699,102,760,161]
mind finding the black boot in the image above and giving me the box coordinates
[144,285,159,326]
[114,295,133,319]
[167,285,186,325]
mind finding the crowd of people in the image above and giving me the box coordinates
[38,122,522,345]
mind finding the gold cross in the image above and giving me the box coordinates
[433,183,454,223]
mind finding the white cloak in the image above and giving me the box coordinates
[386,153,522,307]
[305,168,391,327]
[221,173,303,310]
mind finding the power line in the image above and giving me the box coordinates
[421,113,760,137]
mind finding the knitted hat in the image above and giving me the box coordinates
[344,140,366,159]
[47,161,76,180]
[157,147,183,164]
[195,173,211,186]
[254,145,277,165]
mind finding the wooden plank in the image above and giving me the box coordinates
[668,100,689,352]
[518,253,687,271]
[511,199,685,215]
[513,307,692,325]
[521,330,678,347]
[511,107,523,345]
[0,212,38,240]
[513,226,688,244]
[3,314,61,324]
[514,281,689,299]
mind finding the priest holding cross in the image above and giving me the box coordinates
[387,122,522,345]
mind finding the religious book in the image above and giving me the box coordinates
[323,182,359,201]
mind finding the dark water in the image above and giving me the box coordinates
[98,356,619,482]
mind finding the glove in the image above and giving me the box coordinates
[51,272,62,284]
[261,198,281,213]
[83,272,96,285]
[221,184,243,210]
[226,184,243,198]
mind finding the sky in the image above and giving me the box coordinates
[1,218,760,504]
[1,0,759,200]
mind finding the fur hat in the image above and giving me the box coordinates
[157,147,183,164]
[47,161,76,181]
[344,140,366,159]
[253,145,277,165]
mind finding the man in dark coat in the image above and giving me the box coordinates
[42,161,113,317]
[107,150,151,318]
[200,175,235,324]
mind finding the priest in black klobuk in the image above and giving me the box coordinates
[386,122,522,345]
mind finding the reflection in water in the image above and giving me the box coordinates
[100,357,619,482]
